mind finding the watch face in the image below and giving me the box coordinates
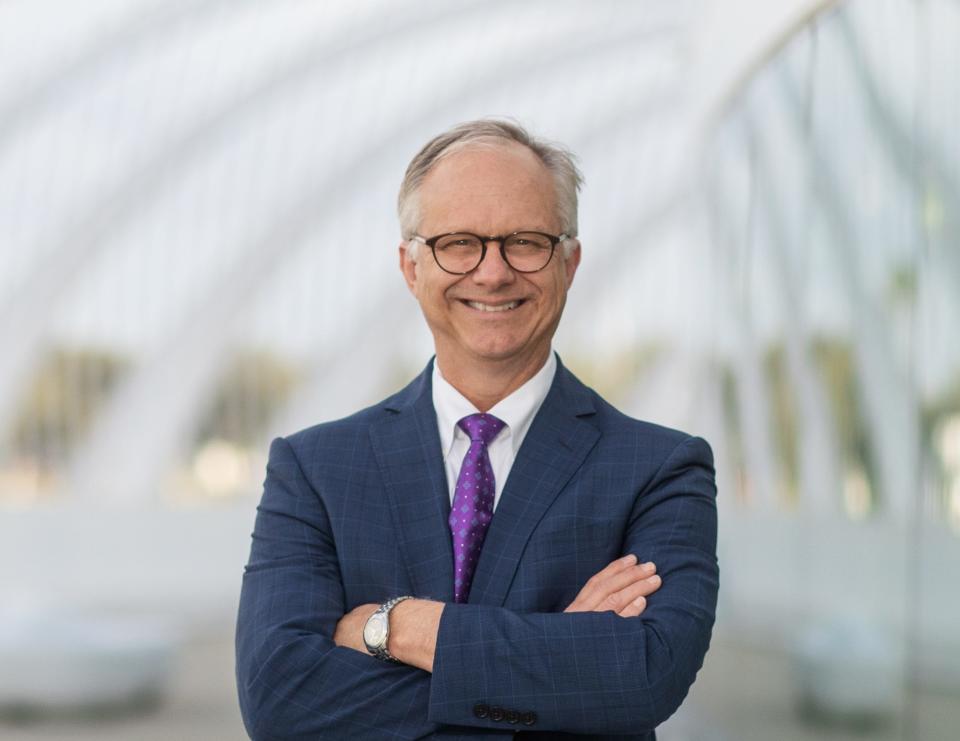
[364,613,387,647]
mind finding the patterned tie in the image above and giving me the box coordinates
[449,412,506,603]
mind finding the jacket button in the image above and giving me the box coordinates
[489,706,505,722]
[505,709,519,724]
[521,710,538,726]
[473,703,489,719]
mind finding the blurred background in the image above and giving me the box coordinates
[1,0,958,739]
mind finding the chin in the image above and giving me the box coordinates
[466,334,541,363]
[468,345,520,361]
[461,337,518,360]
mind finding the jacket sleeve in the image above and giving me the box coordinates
[235,436,440,740]
[427,435,719,735]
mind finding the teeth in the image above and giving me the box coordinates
[466,300,520,312]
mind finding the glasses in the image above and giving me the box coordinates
[410,231,567,275]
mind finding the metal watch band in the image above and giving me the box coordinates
[366,595,414,663]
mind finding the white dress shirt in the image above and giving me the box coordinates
[432,352,556,511]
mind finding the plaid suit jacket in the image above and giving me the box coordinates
[236,357,719,740]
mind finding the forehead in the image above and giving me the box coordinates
[417,142,559,234]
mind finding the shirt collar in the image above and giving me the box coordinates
[432,352,557,458]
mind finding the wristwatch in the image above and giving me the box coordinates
[363,595,414,662]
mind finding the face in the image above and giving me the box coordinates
[399,143,580,375]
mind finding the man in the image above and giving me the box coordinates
[236,120,718,740]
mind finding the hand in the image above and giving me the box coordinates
[333,599,443,673]
[334,602,379,654]
[564,554,661,617]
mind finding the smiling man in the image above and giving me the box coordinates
[236,120,719,740]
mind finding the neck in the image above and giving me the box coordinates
[435,347,551,412]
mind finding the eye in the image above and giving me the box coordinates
[436,234,482,251]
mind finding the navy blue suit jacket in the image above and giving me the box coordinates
[236,357,719,739]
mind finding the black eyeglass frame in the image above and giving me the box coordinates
[410,230,569,275]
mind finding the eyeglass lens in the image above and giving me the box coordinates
[433,233,554,273]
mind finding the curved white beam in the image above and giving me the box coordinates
[0,0,226,149]
[0,0,523,445]
[775,54,920,519]
[743,112,844,515]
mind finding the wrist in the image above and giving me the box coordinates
[387,598,424,658]
[388,598,444,671]
[362,595,413,662]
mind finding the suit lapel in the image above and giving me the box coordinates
[468,361,600,607]
[369,361,455,602]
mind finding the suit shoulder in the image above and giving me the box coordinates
[560,365,697,448]
[587,388,711,458]
[279,392,400,454]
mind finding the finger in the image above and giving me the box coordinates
[577,562,656,611]
[616,594,648,618]
[603,563,657,596]
[610,574,661,616]
[565,555,638,611]
[591,554,639,582]
[596,573,660,614]
[571,560,654,611]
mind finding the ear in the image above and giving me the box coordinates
[563,239,581,289]
[399,241,419,294]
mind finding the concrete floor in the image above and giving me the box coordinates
[666,633,959,741]
[1,625,956,740]
[0,625,246,741]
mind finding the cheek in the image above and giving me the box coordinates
[544,277,569,308]
[418,276,456,309]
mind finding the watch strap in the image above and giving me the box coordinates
[366,595,414,663]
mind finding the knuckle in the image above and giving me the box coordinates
[602,593,622,610]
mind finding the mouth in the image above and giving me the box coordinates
[460,299,526,313]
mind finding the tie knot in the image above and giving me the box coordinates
[457,413,505,445]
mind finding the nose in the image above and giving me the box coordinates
[471,239,515,286]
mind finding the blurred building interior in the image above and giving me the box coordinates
[1,0,958,739]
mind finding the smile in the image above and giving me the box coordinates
[461,300,525,312]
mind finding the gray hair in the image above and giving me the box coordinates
[398,119,583,257]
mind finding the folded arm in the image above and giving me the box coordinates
[423,435,719,734]
[333,552,661,672]
[235,437,440,740]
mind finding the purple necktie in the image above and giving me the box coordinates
[449,412,505,603]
